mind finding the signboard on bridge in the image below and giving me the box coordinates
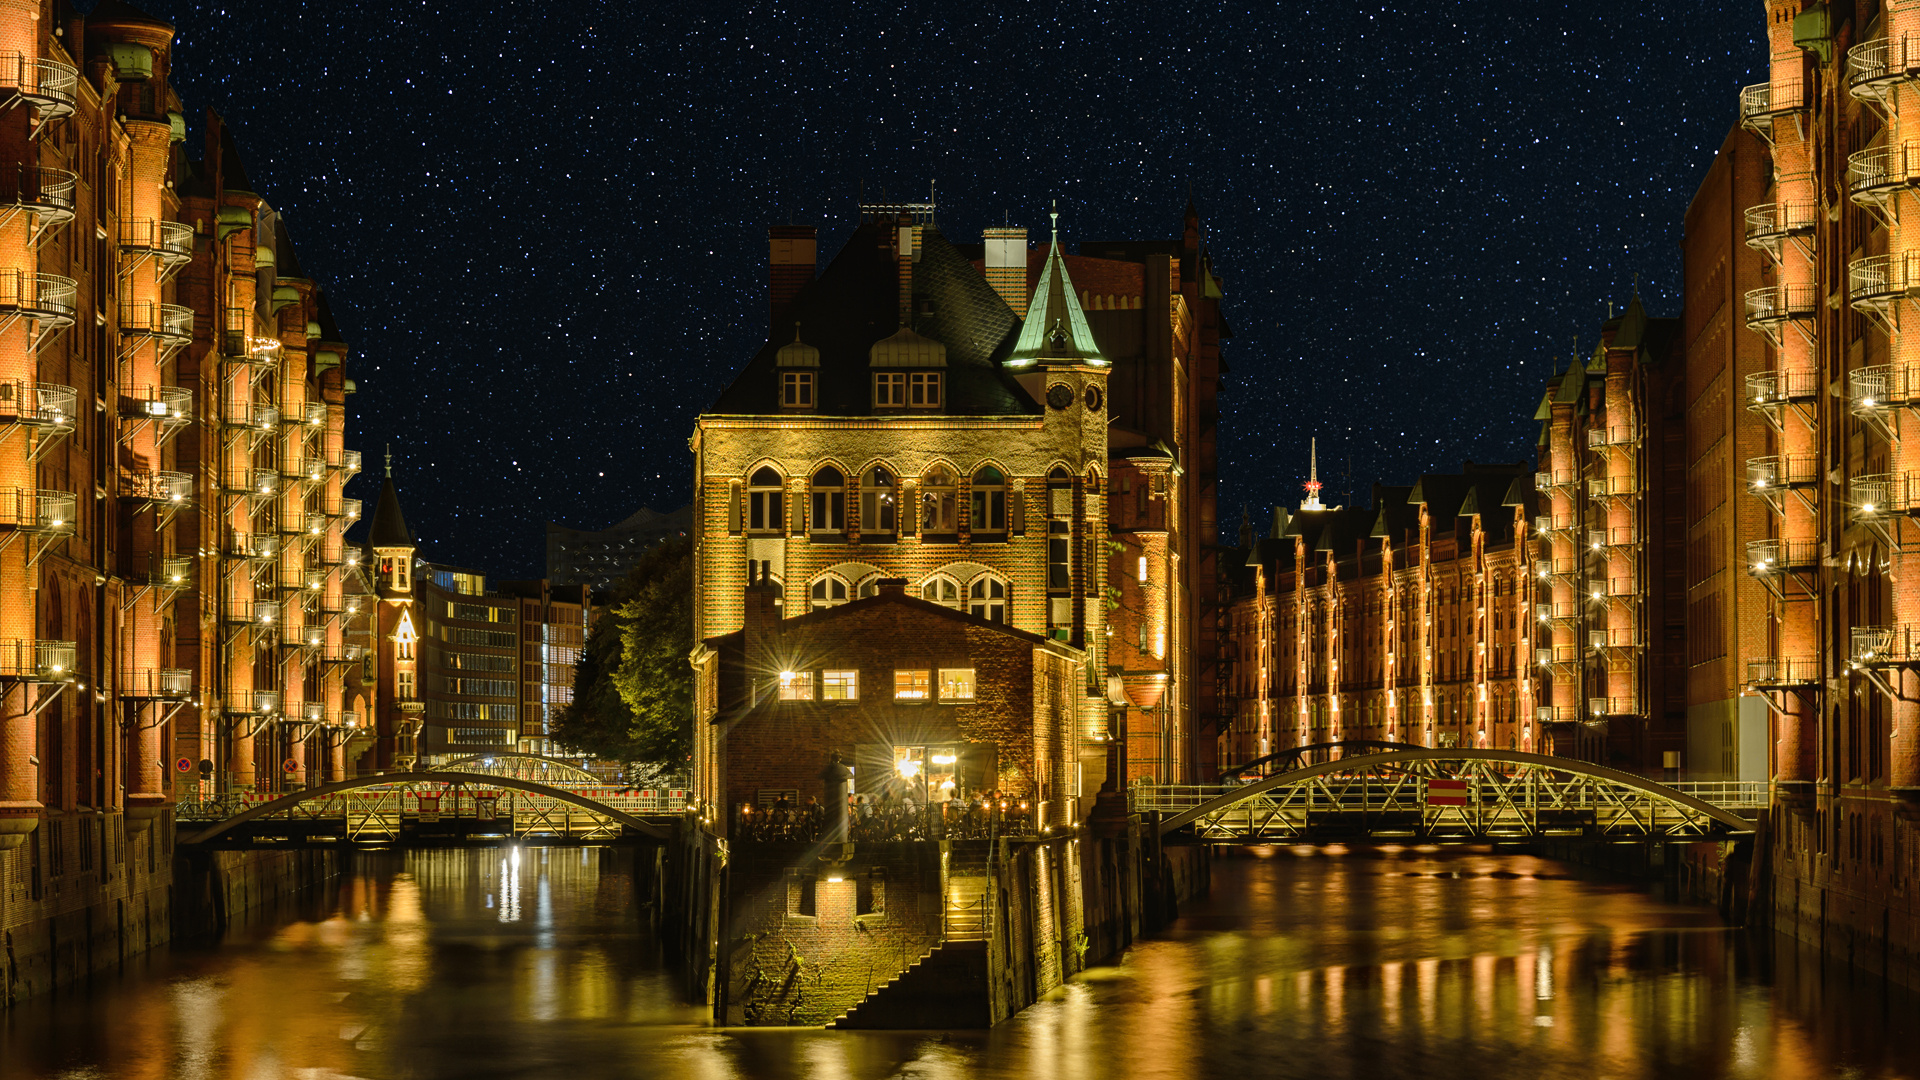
[1425,778,1468,807]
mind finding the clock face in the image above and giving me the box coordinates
[1047,384,1074,410]
[1084,386,1103,412]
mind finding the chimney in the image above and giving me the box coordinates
[742,564,782,661]
[768,225,816,327]
[983,226,1028,317]
[895,211,915,328]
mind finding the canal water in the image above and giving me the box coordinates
[4,845,1918,1079]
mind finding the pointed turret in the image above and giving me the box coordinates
[368,446,415,593]
[1006,207,1105,367]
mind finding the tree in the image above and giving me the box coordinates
[554,535,693,774]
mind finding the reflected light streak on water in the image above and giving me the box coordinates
[4,846,1920,1079]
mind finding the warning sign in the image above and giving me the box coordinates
[1425,778,1469,807]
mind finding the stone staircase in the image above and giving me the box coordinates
[829,842,994,1029]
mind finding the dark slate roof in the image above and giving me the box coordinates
[1369,484,1417,541]
[368,477,414,548]
[706,222,1037,417]
[315,290,344,342]
[218,122,257,196]
[702,587,1065,651]
[274,217,307,280]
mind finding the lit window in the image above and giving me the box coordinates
[894,669,930,700]
[778,670,813,700]
[921,575,960,608]
[875,372,906,406]
[909,372,941,407]
[922,465,957,532]
[823,670,858,700]
[781,371,814,408]
[939,668,975,700]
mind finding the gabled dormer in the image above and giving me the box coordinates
[869,326,946,411]
[775,323,819,411]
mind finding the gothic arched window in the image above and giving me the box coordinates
[748,466,784,533]
[922,465,957,534]
[970,466,1005,532]
[861,466,895,535]
[811,466,845,535]
[809,574,849,610]
[920,574,961,609]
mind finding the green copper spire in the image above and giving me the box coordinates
[1006,205,1105,367]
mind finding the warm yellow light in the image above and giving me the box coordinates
[895,758,921,779]
[779,670,795,684]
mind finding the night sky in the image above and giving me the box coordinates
[142,1,1763,576]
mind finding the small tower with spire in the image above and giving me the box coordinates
[366,445,423,770]
[1300,438,1340,512]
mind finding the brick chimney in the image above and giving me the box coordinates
[895,211,915,328]
[742,564,782,663]
[768,225,816,327]
[983,226,1028,317]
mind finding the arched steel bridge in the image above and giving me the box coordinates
[1132,749,1766,843]
[176,770,682,847]
[1217,739,1418,780]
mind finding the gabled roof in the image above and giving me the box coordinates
[705,222,1036,417]
[703,587,1074,653]
[1007,213,1104,366]
[1369,484,1417,540]
[217,121,257,196]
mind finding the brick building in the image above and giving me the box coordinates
[688,199,1227,809]
[361,469,587,765]
[695,576,1086,830]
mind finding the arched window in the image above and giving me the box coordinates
[748,466,783,533]
[810,466,845,534]
[970,466,1005,532]
[861,467,895,535]
[968,574,1007,623]
[809,574,849,610]
[922,465,957,533]
[857,576,884,599]
[921,574,961,609]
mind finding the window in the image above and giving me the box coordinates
[781,371,814,408]
[939,668,975,700]
[970,466,1005,532]
[779,670,813,700]
[397,671,416,699]
[451,727,513,745]
[922,465,957,533]
[1048,521,1071,591]
[921,575,960,608]
[748,466,783,533]
[811,466,845,533]
[824,670,858,700]
[875,372,906,406]
[894,669,930,699]
[861,467,895,534]
[968,576,1007,622]
[809,575,849,610]
[909,372,941,407]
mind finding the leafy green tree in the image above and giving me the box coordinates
[555,535,693,774]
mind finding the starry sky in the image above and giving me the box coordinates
[144,0,1764,576]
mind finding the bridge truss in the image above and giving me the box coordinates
[1133,749,1762,843]
[176,770,678,846]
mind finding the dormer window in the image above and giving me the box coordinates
[910,372,941,407]
[875,373,905,407]
[781,371,814,408]
[873,372,941,409]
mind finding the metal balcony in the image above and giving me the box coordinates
[119,219,194,270]
[279,456,325,484]
[0,166,76,236]
[1534,470,1577,491]
[0,487,75,534]
[119,300,194,345]
[1739,81,1807,140]
[1746,368,1818,418]
[283,401,326,428]
[0,379,76,430]
[1602,526,1637,547]
[224,689,281,716]
[228,532,279,561]
[340,450,362,476]
[1848,144,1920,222]
[280,624,325,650]
[119,386,193,446]
[1743,201,1817,261]
[338,710,361,729]
[1848,474,1920,532]
[0,269,76,330]
[123,668,191,698]
[0,639,76,681]
[1851,254,1920,328]
[277,511,329,540]
[221,468,279,502]
[1590,697,1637,717]
[1852,624,1920,665]
[1746,454,1819,515]
[1847,35,1920,108]
[154,556,192,589]
[222,600,280,627]
[1747,537,1819,574]
[279,569,325,594]
[221,307,280,367]
[340,497,361,521]
[0,54,79,122]
[1747,656,1819,688]
[1587,475,1636,499]
[1744,283,1817,340]
[1535,705,1581,724]
[121,469,192,508]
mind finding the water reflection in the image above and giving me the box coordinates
[3,845,1918,1079]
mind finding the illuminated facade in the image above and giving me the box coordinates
[689,200,1226,807]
